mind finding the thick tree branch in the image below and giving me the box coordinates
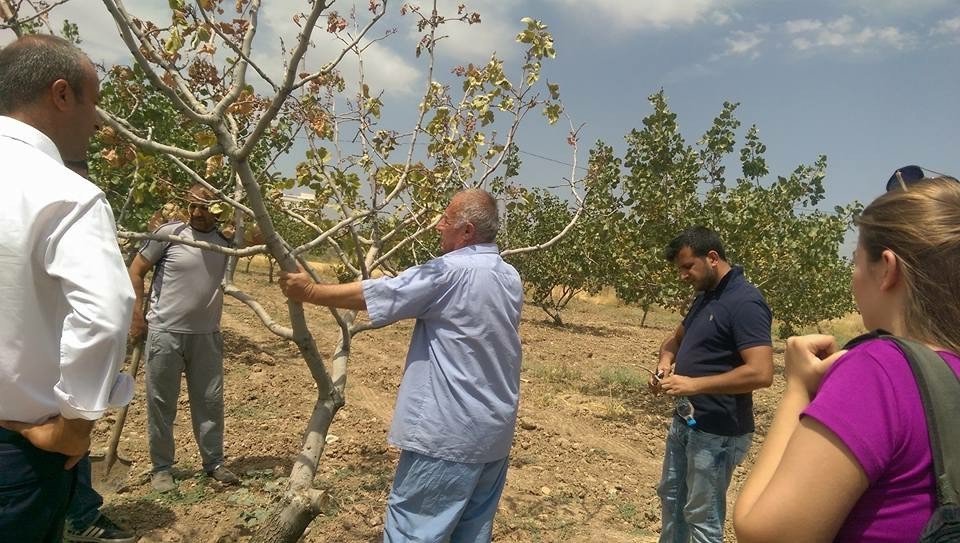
[235,0,329,159]
[239,1,388,159]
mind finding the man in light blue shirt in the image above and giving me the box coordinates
[280,189,523,542]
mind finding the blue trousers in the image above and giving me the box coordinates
[656,419,751,543]
[383,450,509,543]
[0,427,77,542]
[65,454,103,531]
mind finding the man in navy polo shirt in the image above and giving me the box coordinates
[649,226,773,543]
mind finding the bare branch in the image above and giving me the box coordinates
[115,127,148,225]
[325,237,361,278]
[380,207,432,244]
[289,8,388,94]
[211,0,259,118]
[348,320,389,336]
[369,215,441,270]
[98,107,222,161]
[235,0,330,159]
[223,283,293,339]
[165,154,255,218]
[198,1,277,93]
[238,1,388,159]
[502,123,587,257]
[101,0,214,123]
[377,12,438,206]
[119,230,267,257]
[0,0,71,35]
[289,210,373,257]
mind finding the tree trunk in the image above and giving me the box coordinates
[641,306,649,327]
[540,304,563,326]
[250,488,328,543]
[252,394,343,542]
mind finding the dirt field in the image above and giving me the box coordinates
[88,260,850,542]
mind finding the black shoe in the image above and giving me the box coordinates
[64,514,136,543]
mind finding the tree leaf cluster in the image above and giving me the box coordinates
[509,90,859,334]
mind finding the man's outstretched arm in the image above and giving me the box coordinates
[279,266,367,311]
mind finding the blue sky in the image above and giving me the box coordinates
[4,0,959,215]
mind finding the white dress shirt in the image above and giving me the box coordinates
[0,116,135,424]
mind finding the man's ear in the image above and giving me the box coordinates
[706,250,721,266]
[50,79,72,112]
[462,221,476,240]
[879,249,901,292]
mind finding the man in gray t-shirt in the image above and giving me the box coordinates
[128,184,238,492]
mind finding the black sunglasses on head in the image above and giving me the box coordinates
[886,165,959,192]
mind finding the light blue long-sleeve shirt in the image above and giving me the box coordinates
[362,243,523,463]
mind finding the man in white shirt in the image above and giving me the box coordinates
[0,35,135,541]
[60,160,136,543]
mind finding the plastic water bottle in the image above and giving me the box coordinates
[676,397,697,427]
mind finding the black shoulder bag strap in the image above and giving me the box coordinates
[885,336,960,509]
[843,330,960,540]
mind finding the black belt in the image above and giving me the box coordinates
[0,427,26,444]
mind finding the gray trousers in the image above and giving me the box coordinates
[145,329,225,473]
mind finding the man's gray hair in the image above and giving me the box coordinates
[455,188,500,243]
[0,35,91,114]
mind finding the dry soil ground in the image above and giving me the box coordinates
[86,260,861,542]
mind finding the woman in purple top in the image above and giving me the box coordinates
[734,175,960,542]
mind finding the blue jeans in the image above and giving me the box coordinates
[657,419,751,543]
[0,427,77,542]
[383,450,509,543]
[66,454,103,531]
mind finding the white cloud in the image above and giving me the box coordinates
[0,1,172,65]
[784,19,823,34]
[0,2,423,99]
[724,27,767,57]
[554,0,739,31]
[416,1,520,64]
[715,15,915,62]
[785,16,910,53]
[931,16,960,35]
[842,0,955,15]
[253,4,422,98]
[710,11,735,26]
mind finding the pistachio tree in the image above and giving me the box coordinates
[507,90,858,330]
[3,1,584,540]
[502,142,620,325]
[620,93,859,333]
